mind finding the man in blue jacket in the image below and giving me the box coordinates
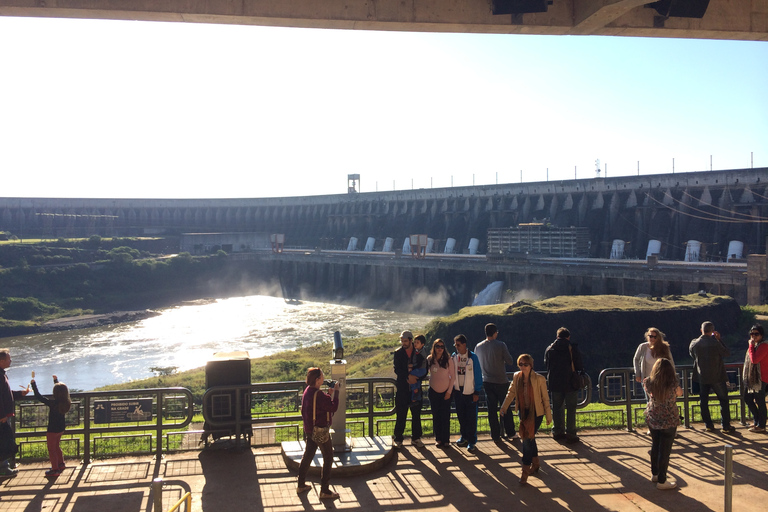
[452,334,483,453]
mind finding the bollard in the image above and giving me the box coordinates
[152,478,164,512]
[724,444,733,512]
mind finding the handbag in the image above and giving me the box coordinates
[569,345,588,390]
[310,389,331,444]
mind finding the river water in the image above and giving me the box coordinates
[2,295,433,392]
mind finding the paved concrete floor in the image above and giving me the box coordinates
[2,426,767,512]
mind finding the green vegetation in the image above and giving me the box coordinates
[0,238,273,336]
[96,333,403,402]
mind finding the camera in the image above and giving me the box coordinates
[324,379,336,388]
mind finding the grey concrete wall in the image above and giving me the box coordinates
[2,168,766,262]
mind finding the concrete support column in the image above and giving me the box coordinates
[747,254,767,305]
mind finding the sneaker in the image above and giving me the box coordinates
[552,433,567,440]
[44,469,61,477]
[456,439,469,447]
[511,433,520,440]
[748,426,766,433]
[652,475,658,483]
[656,480,677,490]
[566,434,580,443]
[721,426,736,434]
[704,426,717,433]
[411,438,425,448]
[0,467,19,477]
[319,490,340,500]
[297,484,312,494]
[393,439,403,448]
[467,444,477,453]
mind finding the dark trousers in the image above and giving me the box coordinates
[650,426,677,484]
[744,382,767,428]
[551,390,578,436]
[484,382,515,439]
[394,390,422,442]
[298,434,334,493]
[454,390,478,445]
[429,387,452,444]
[520,414,543,465]
[699,381,732,428]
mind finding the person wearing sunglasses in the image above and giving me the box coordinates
[743,324,767,432]
[427,339,454,447]
[452,334,483,453]
[500,354,551,484]
[634,328,675,401]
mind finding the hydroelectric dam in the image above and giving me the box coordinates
[1,168,766,307]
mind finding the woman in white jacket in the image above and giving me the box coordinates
[634,328,674,387]
[501,354,552,484]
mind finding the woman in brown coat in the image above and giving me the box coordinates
[501,354,552,484]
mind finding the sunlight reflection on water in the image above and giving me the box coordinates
[4,295,433,391]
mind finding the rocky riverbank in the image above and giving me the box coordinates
[0,309,161,338]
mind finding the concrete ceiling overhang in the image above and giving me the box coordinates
[0,0,767,41]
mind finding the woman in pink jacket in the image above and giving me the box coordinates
[744,324,767,432]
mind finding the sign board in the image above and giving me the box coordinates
[94,398,153,424]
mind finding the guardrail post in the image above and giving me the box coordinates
[84,395,91,464]
[368,381,374,437]
[156,391,164,459]
[152,477,164,512]
[626,371,634,432]
[724,444,733,512]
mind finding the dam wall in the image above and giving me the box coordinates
[2,168,766,262]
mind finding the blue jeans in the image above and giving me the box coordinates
[520,414,544,465]
[484,381,515,439]
[454,390,478,445]
[699,381,731,429]
[551,391,578,436]
[650,426,677,484]
[394,390,423,442]
[429,387,453,444]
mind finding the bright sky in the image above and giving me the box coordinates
[1,16,766,199]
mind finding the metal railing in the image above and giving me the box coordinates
[598,363,747,432]
[16,387,195,463]
[201,374,592,445]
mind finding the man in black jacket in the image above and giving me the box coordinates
[392,331,424,448]
[544,328,583,443]
[1,349,29,477]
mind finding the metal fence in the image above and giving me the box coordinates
[20,363,761,460]
[598,363,748,432]
[14,387,194,463]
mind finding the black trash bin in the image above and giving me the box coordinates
[201,351,253,445]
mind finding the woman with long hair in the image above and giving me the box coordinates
[427,338,454,448]
[743,324,767,432]
[297,367,339,500]
[500,354,552,484]
[634,328,674,386]
[643,358,683,490]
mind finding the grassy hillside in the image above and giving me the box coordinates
[98,293,758,403]
[97,333,403,401]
